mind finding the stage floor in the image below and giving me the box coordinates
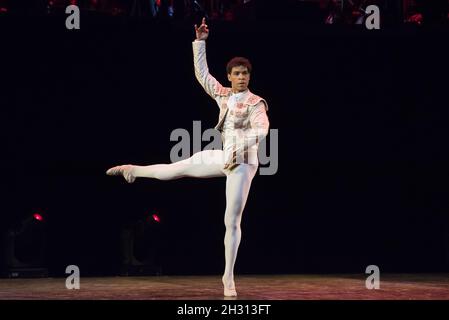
[1,274,448,300]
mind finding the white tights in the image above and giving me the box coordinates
[131,149,258,288]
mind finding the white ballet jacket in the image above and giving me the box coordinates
[192,40,270,165]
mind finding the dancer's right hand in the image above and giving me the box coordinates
[194,17,209,41]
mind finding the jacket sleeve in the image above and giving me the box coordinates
[192,40,226,101]
[234,101,270,157]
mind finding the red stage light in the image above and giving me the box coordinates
[33,213,43,221]
[152,214,160,223]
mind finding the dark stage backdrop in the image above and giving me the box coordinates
[1,15,448,277]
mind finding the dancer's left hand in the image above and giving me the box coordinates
[223,151,239,171]
[223,162,238,171]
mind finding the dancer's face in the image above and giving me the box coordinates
[227,66,250,93]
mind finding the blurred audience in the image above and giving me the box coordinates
[2,0,448,25]
[405,0,448,26]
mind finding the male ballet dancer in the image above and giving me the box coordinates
[106,18,269,297]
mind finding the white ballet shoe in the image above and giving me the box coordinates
[106,165,136,183]
[222,276,237,297]
[224,287,237,297]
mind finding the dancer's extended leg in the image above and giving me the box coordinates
[106,150,226,182]
[222,164,258,297]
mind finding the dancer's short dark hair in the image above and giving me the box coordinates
[226,57,252,74]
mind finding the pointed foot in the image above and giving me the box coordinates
[106,165,136,183]
[222,276,237,297]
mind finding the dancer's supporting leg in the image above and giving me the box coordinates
[107,150,258,297]
[106,149,226,182]
[222,164,258,297]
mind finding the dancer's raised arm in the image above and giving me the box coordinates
[192,17,228,101]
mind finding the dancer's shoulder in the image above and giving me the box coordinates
[246,92,268,111]
[215,86,232,97]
